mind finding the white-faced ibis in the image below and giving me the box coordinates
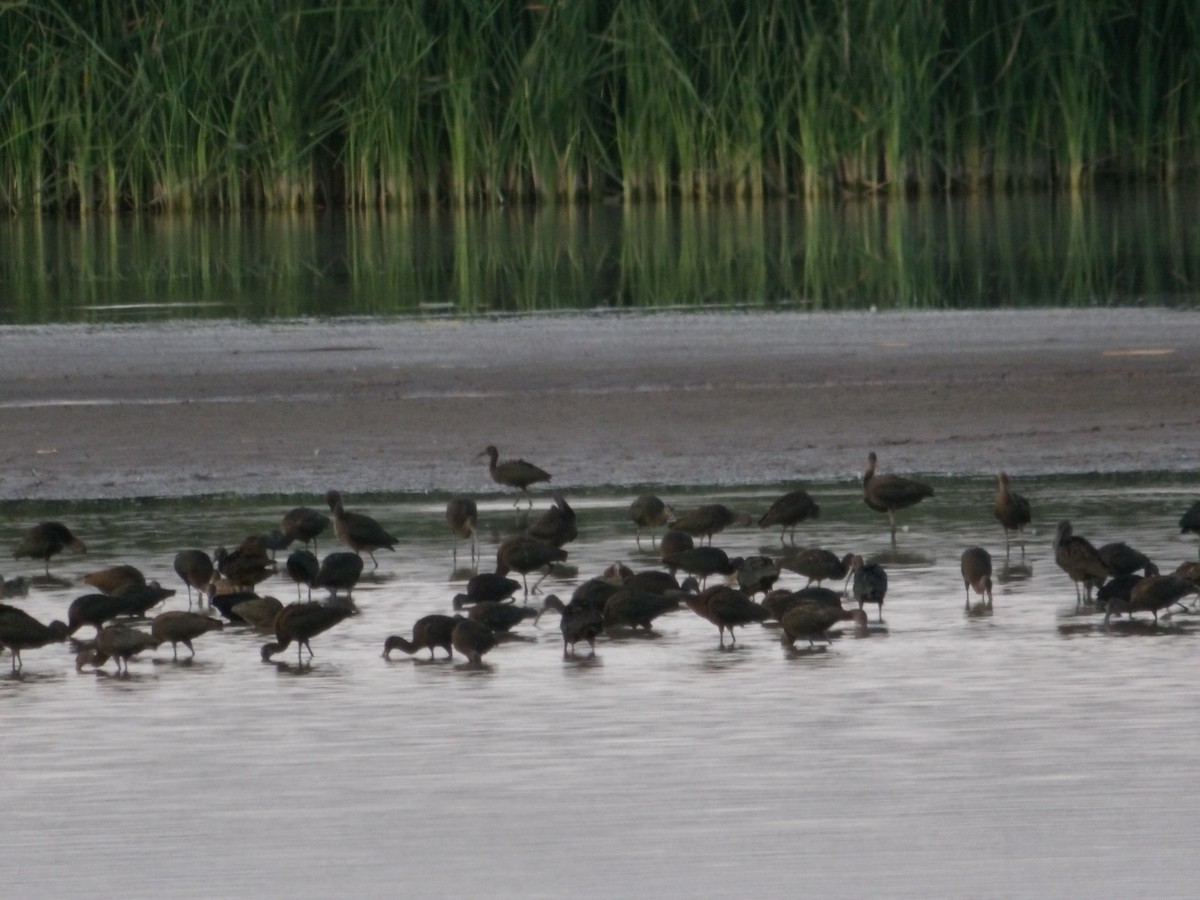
[602,589,681,631]
[849,555,889,621]
[758,490,820,545]
[67,592,138,636]
[467,600,539,633]
[778,548,855,588]
[445,497,479,565]
[112,581,176,618]
[1053,521,1110,606]
[540,595,605,657]
[150,611,224,660]
[781,602,867,649]
[0,603,69,671]
[1097,573,1146,613]
[736,555,780,598]
[620,569,681,596]
[229,595,284,629]
[14,522,86,575]
[862,452,934,539]
[452,572,522,609]
[1097,542,1158,578]
[173,549,214,608]
[451,617,498,666]
[213,541,273,590]
[1180,501,1200,556]
[525,494,578,548]
[479,445,551,508]
[314,551,365,600]
[994,472,1032,554]
[762,586,844,622]
[685,585,770,646]
[662,546,741,587]
[83,564,145,595]
[207,585,269,623]
[658,529,694,563]
[629,495,674,549]
[280,506,330,553]
[495,535,568,598]
[564,578,623,616]
[1104,575,1198,624]
[670,504,752,545]
[324,490,398,571]
[1176,561,1200,589]
[285,549,320,600]
[960,547,994,610]
[78,624,160,675]
[383,614,459,660]
[261,596,356,665]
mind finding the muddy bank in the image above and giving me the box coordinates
[1,308,1198,501]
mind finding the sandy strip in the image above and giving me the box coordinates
[1,308,1198,501]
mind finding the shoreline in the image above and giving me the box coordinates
[2,308,1199,501]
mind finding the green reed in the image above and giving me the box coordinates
[0,0,1197,212]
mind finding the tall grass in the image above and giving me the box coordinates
[0,0,1197,212]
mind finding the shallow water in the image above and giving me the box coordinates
[4,476,1200,898]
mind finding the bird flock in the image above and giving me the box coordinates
[2,447,1200,675]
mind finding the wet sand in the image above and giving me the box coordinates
[2,308,1198,500]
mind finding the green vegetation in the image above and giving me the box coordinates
[0,1,1197,212]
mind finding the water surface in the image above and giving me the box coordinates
[4,476,1200,897]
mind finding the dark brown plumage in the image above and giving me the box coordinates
[602,588,681,631]
[67,592,139,636]
[663,546,740,587]
[1096,542,1158,578]
[150,611,224,660]
[452,572,522,609]
[213,540,273,590]
[0,603,69,671]
[383,614,459,660]
[849,555,889,621]
[781,602,867,649]
[761,586,844,622]
[778,548,855,588]
[78,624,160,675]
[467,600,540,633]
[207,586,269,623]
[1105,575,1198,624]
[758,490,820,545]
[261,597,356,665]
[445,497,479,565]
[314,551,364,599]
[629,495,674,549]
[685,585,770,646]
[229,595,284,629]
[862,452,934,538]
[82,564,145,595]
[280,506,330,553]
[541,594,605,657]
[451,617,498,666]
[173,549,215,608]
[495,535,568,597]
[112,580,176,618]
[480,445,551,507]
[525,494,578,548]
[14,522,86,575]
[285,549,320,601]
[325,490,398,571]
[736,555,780,598]
[1053,520,1110,605]
[1179,501,1200,556]
[993,472,1032,553]
[960,546,994,610]
[658,529,694,563]
[670,504,752,545]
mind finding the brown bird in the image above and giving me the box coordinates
[1105,575,1198,624]
[993,472,1032,554]
[658,529,694,563]
[0,603,69,671]
[314,551,365,600]
[479,445,551,507]
[14,522,86,575]
[325,490,398,571]
[670,504,752,545]
[495,535,568,598]
[78,624,160,675]
[228,595,284,629]
[452,572,522,609]
[213,541,273,590]
[663,546,740,587]
[602,588,681,631]
[541,595,605,657]
[862,452,934,539]
[960,546,994,610]
[445,497,479,565]
[285,549,320,601]
[1178,501,1200,557]
[173,549,215,608]
[1053,521,1110,606]
[261,596,356,665]
[736,555,780,598]
[83,564,145,595]
[762,586,844,622]
[467,600,539,633]
[150,611,225,660]
[781,602,867,649]
[525,494,578,548]
[778,548,855,588]
[383,614,459,660]
[67,592,141,636]
[111,581,176,617]
[1097,542,1158,578]
[451,617,498,666]
[280,506,330,553]
[848,555,889,621]
[629,495,674,549]
[1175,560,1200,589]
[564,578,623,616]
[758,490,820,545]
[685,585,770,646]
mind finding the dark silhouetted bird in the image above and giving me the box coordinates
[325,490,397,570]
[862,452,934,539]
[758,490,820,545]
[14,522,86,575]
[479,445,551,507]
